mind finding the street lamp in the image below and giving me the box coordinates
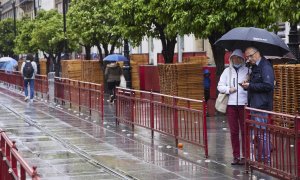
[0,2,3,21]
[288,23,300,61]
[123,39,132,88]
[12,0,16,37]
[62,0,69,59]
[33,0,40,74]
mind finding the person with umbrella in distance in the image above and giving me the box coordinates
[105,61,123,103]
[217,49,249,165]
[241,47,275,164]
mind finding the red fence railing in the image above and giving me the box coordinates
[245,107,300,179]
[0,129,40,180]
[0,71,48,100]
[115,87,208,157]
[34,74,48,100]
[54,77,104,121]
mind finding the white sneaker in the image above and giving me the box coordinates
[30,99,33,103]
[24,96,29,102]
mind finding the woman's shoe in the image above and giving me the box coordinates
[231,157,240,165]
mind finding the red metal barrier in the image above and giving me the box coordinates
[115,87,208,157]
[0,129,40,180]
[54,77,104,121]
[0,71,48,100]
[34,75,48,100]
[245,107,300,179]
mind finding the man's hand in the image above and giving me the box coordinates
[241,82,249,89]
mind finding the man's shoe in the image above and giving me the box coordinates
[24,96,29,102]
[29,99,34,103]
[231,157,240,165]
[238,158,245,165]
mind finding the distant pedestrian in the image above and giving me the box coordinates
[217,49,249,165]
[21,54,37,103]
[241,47,275,163]
[203,69,211,103]
[105,62,122,103]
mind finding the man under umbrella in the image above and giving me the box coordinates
[241,47,274,164]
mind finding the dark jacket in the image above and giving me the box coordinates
[105,63,122,82]
[248,57,274,110]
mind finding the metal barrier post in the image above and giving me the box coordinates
[173,96,178,146]
[150,91,154,139]
[88,84,92,116]
[202,98,208,158]
[296,116,300,178]
[69,79,71,108]
[78,82,81,113]
[101,85,104,121]
[12,141,17,176]
[244,105,251,173]
[131,91,135,129]
[48,72,55,103]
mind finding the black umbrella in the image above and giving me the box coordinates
[214,27,290,57]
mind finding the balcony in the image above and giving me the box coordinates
[19,0,33,5]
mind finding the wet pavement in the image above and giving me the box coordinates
[0,85,277,180]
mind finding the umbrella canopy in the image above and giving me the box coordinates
[103,54,128,62]
[214,27,290,57]
[0,57,17,72]
[5,59,18,72]
[0,57,16,62]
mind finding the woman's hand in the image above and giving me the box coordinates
[229,87,237,94]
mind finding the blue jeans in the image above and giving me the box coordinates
[24,79,34,99]
[251,111,270,163]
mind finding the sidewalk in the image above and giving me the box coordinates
[0,86,276,179]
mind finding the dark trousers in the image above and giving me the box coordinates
[227,105,245,158]
[204,88,210,102]
[24,79,35,99]
[107,81,120,101]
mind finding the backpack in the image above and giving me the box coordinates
[23,61,34,78]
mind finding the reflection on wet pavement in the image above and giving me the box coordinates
[0,87,277,179]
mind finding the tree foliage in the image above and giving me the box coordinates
[30,10,77,75]
[14,17,38,54]
[68,0,123,60]
[0,18,16,57]
[114,0,189,63]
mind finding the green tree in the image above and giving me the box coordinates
[31,10,77,76]
[114,0,187,63]
[0,18,16,57]
[174,0,282,75]
[14,17,38,54]
[68,0,122,60]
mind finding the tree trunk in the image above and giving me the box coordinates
[55,53,61,77]
[44,53,51,75]
[96,43,103,61]
[103,43,109,56]
[85,45,91,60]
[161,37,177,64]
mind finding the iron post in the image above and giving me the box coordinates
[288,23,300,61]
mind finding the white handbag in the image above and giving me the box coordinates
[215,93,229,113]
[215,68,232,113]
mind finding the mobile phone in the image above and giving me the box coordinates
[238,83,243,86]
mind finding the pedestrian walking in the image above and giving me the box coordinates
[241,47,275,163]
[203,69,211,103]
[217,49,249,165]
[21,54,37,103]
[105,62,122,103]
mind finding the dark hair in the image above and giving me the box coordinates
[26,54,34,61]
